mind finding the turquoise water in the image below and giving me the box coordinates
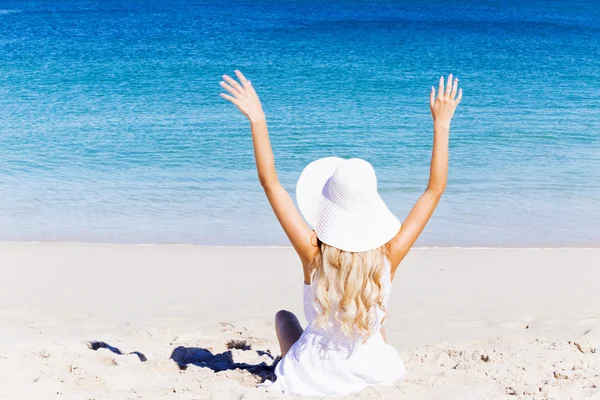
[1,0,599,246]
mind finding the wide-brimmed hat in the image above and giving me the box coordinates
[296,157,401,252]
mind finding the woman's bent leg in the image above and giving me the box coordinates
[275,310,303,357]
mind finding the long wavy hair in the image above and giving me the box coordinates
[309,239,389,339]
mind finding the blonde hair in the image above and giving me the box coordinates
[309,240,389,339]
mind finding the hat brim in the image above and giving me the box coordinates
[296,157,401,252]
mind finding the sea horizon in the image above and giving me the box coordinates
[1,0,599,247]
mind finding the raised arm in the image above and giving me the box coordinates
[219,70,317,274]
[388,75,462,275]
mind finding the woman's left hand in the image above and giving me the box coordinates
[220,70,266,123]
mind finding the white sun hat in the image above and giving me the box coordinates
[296,157,401,252]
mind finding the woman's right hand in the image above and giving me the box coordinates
[430,74,462,127]
[220,70,266,123]
[388,75,461,273]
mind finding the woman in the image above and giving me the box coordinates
[219,71,462,396]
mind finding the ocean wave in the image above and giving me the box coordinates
[0,9,19,15]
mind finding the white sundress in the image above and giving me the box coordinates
[265,259,406,396]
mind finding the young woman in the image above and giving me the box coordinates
[220,71,462,396]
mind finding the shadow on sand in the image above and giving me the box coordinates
[86,339,278,382]
[170,341,279,382]
[87,341,148,362]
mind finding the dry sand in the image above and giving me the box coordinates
[0,243,599,399]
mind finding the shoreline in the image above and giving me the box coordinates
[2,240,600,249]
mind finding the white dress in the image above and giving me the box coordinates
[266,259,406,396]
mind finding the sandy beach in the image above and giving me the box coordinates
[0,243,598,399]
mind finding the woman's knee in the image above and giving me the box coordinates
[275,310,303,356]
[275,309,296,324]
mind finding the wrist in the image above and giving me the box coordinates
[433,120,450,131]
[249,115,266,124]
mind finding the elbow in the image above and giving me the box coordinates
[258,175,269,188]
[259,176,279,191]
[427,184,446,198]
[427,176,447,197]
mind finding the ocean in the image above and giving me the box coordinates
[1,0,599,247]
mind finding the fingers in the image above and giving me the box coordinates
[430,86,435,109]
[455,88,463,104]
[450,77,458,99]
[219,92,240,105]
[234,70,250,89]
[435,74,460,101]
[222,74,245,96]
[445,74,453,96]
[246,79,256,96]
[219,80,241,98]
